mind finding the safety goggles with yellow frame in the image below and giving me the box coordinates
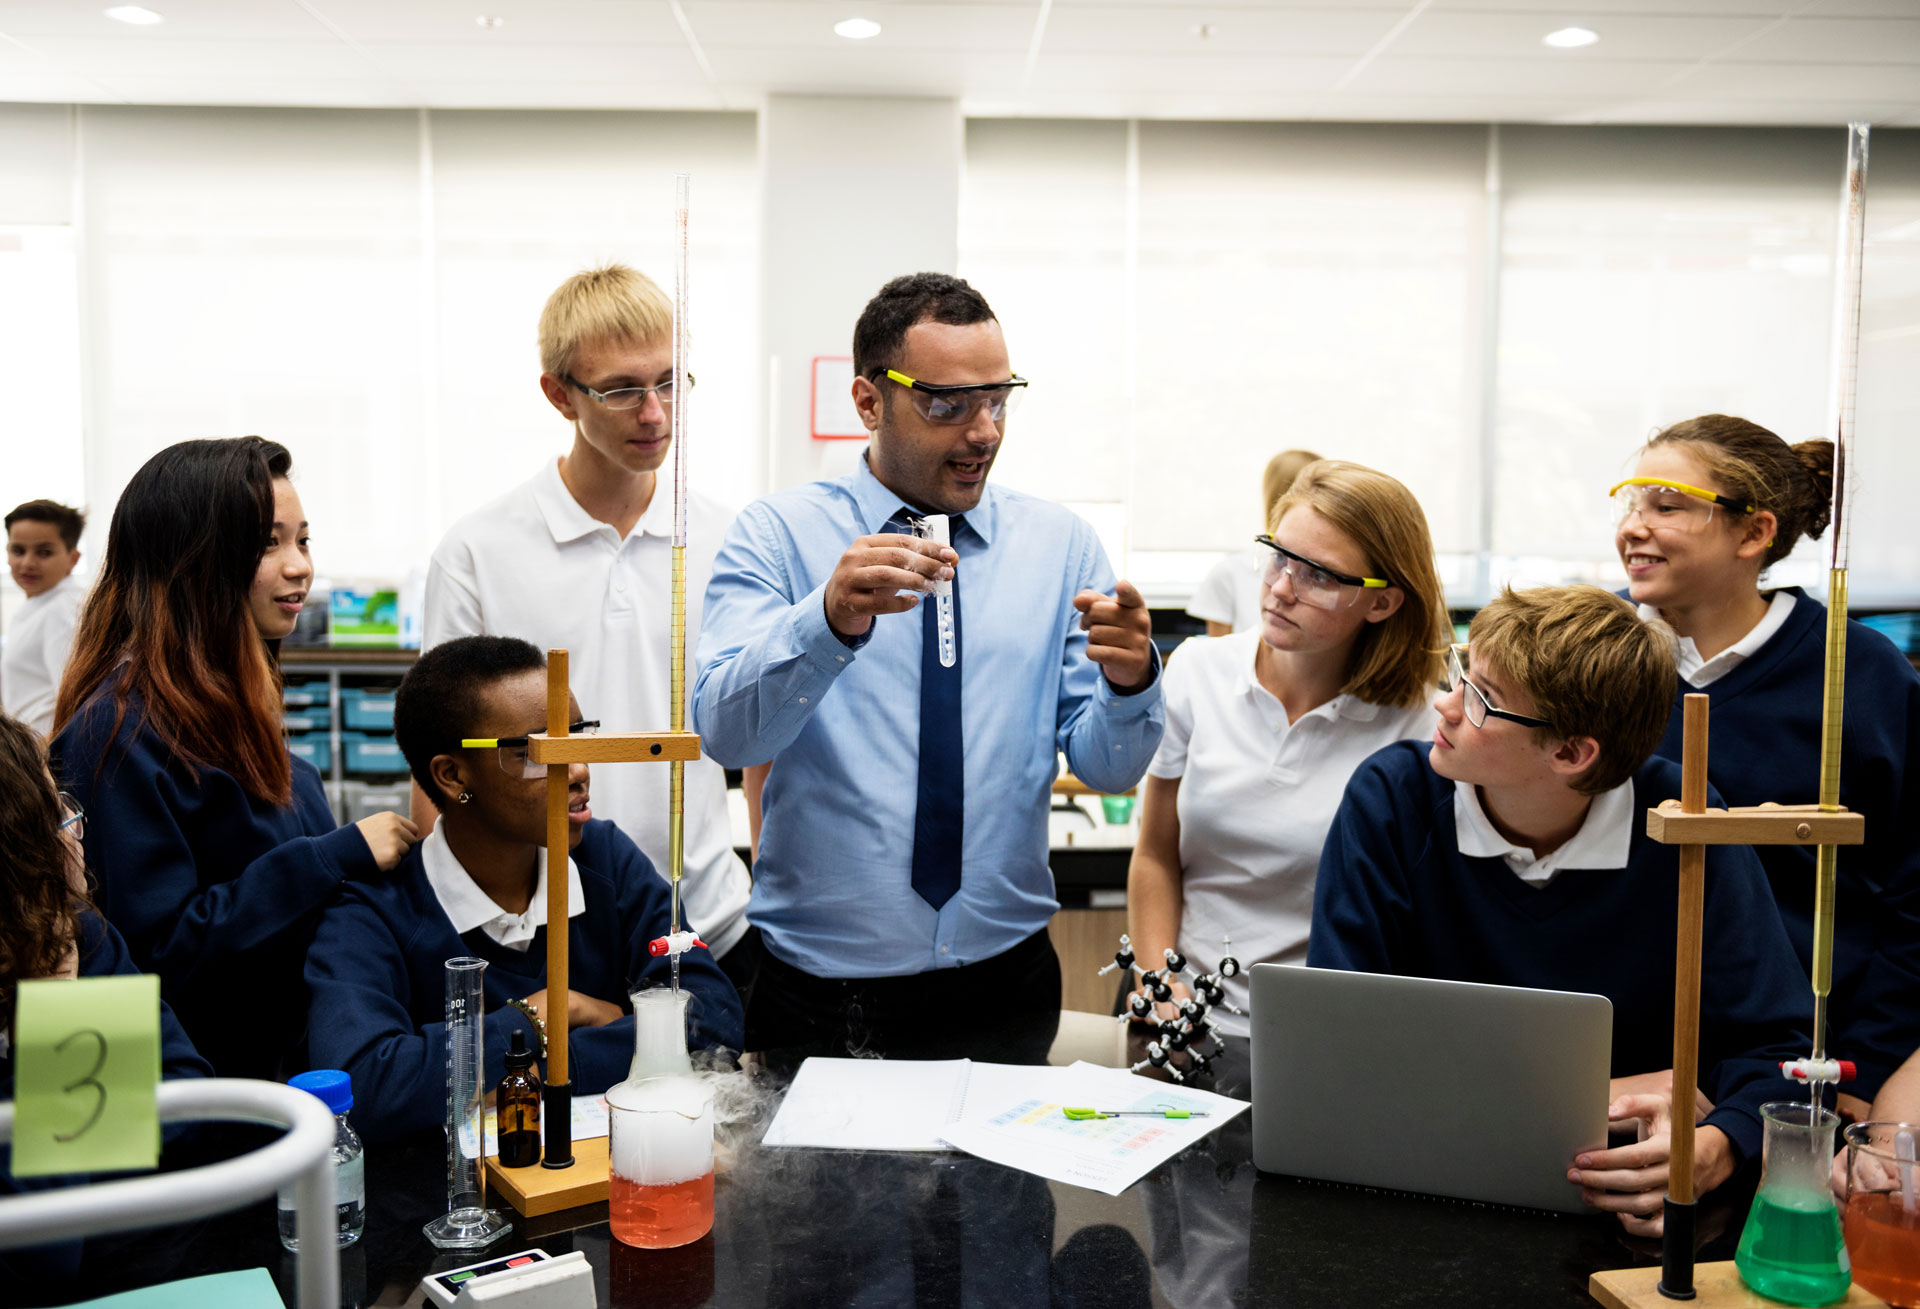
[1608,478,1755,534]
[461,722,600,779]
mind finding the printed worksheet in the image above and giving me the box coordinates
[939,1062,1248,1196]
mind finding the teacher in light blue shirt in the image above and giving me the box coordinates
[694,272,1162,1067]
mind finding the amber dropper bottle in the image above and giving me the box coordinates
[497,1030,542,1168]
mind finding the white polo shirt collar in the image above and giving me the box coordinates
[1639,589,1795,688]
[1454,776,1634,888]
[530,456,676,547]
[1231,650,1383,734]
[419,822,587,952]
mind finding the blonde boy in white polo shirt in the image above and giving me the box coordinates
[422,264,753,971]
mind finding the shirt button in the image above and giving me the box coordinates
[836,655,846,663]
[940,945,950,954]
[615,579,626,593]
[799,696,809,704]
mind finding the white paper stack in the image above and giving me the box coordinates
[760,1057,1248,1195]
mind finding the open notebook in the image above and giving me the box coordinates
[761,1057,1248,1195]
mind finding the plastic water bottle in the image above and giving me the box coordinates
[277,1069,365,1251]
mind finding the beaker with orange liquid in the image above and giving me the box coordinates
[607,988,715,1249]
[1844,1121,1920,1307]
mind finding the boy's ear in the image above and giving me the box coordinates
[539,372,582,423]
[1362,584,1406,625]
[1549,734,1602,780]
[428,752,470,807]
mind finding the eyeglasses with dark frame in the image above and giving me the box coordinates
[460,722,602,780]
[1443,645,1555,731]
[563,374,695,411]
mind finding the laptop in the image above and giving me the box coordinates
[1249,964,1611,1214]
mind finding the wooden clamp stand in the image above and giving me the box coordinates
[482,648,702,1218]
[1590,693,1873,1308]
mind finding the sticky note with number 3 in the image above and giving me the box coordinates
[11,975,162,1177]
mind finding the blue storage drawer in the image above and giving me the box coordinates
[341,731,406,777]
[288,733,332,773]
[281,677,332,709]
[340,687,399,731]
[283,706,329,733]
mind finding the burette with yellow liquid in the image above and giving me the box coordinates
[1804,122,1869,1100]
[668,170,692,993]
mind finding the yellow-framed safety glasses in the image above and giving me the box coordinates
[461,721,600,779]
[882,369,1028,426]
[1253,534,1390,611]
[1608,477,1755,534]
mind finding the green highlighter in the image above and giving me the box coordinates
[1062,1106,1206,1121]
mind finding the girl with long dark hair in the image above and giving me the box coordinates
[52,437,417,1078]
[1,711,210,1293]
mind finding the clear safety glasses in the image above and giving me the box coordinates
[1608,478,1754,535]
[1442,645,1554,731]
[58,792,85,842]
[564,374,694,411]
[460,721,600,779]
[883,369,1028,427]
[1253,535,1391,611]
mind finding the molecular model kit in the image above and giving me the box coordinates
[1098,934,1241,1083]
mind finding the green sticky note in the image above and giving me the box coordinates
[11,974,162,1177]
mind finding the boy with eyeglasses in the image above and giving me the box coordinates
[422,264,754,987]
[1307,585,1810,1235]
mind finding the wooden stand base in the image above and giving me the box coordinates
[484,1138,611,1217]
[1590,1262,1886,1308]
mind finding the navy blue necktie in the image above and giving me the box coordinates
[890,509,965,910]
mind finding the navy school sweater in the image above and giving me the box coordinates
[1649,589,1920,1098]
[303,817,745,1144]
[1307,742,1812,1164]
[51,686,376,1080]
[2,912,212,1292]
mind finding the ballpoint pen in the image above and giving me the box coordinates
[1062,1106,1209,1121]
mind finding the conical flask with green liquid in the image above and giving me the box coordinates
[1736,1100,1852,1305]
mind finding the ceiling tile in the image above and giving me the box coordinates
[307,0,677,45]
[681,2,1035,50]
[22,37,393,80]
[1038,6,1403,56]
[1727,17,1920,64]
[1387,10,1778,62]
[1344,55,1675,97]
[1672,59,1920,101]
[0,0,335,40]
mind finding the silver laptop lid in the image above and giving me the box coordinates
[1250,964,1611,1214]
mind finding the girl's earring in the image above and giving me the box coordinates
[457,791,472,805]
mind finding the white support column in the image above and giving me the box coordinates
[757,95,962,494]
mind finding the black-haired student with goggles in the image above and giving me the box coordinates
[305,635,741,1143]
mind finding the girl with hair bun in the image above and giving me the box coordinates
[51,437,419,1080]
[1613,414,1920,1104]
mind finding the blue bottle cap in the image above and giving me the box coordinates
[289,1069,353,1115]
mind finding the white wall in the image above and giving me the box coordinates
[759,94,962,494]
